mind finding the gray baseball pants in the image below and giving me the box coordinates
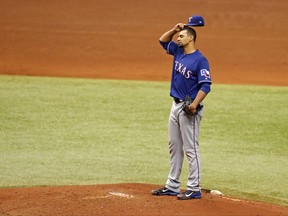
[165,100,203,193]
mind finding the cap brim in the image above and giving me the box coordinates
[185,23,205,27]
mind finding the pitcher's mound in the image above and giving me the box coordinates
[0,183,287,216]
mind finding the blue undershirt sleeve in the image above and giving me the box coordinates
[200,82,211,94]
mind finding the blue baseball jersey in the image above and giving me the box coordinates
[160,41,212,100]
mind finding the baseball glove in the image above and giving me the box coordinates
[182,95,203,116]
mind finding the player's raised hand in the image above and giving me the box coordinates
[174,23,185,32]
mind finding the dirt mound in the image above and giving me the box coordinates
[0,183,287,216]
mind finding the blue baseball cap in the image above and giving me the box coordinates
[185,15,205,27]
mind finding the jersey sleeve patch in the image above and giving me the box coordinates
[200,69,211,79]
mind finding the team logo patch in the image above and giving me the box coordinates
[200,69,210,79]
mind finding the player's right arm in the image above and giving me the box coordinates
[159,23,185,42]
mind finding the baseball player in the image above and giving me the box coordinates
[151,15,212,200]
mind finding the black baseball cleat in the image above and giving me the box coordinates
[177,190,202,200]
[151,187,179,196]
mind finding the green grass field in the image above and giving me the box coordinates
[0,75,287,206]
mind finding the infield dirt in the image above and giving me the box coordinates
[1,184,287,216]
[0,0,287,215]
